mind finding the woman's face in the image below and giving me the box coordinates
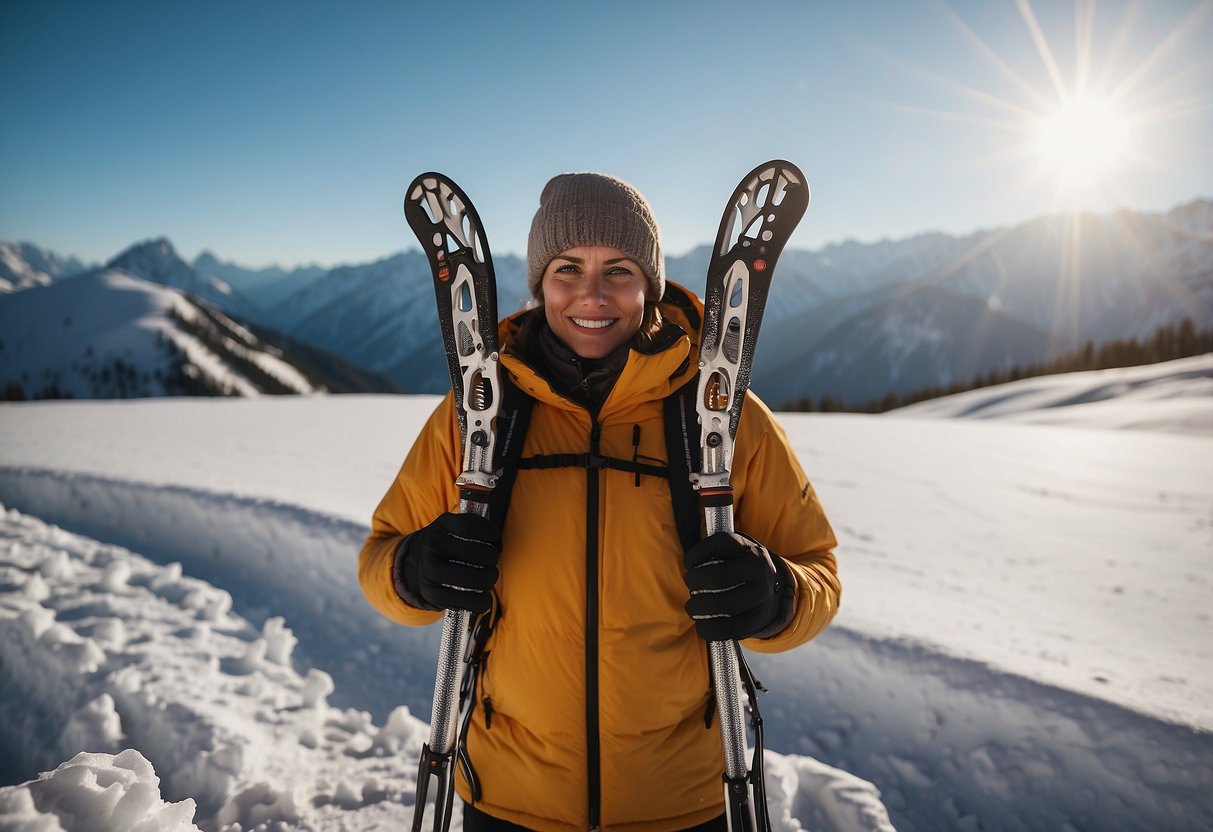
[541,245,648,359]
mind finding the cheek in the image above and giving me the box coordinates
[619,287,647,319]
[540,280,566,316]
[540,276,569,306]
[538,282,557,317]
[543,300,560,333]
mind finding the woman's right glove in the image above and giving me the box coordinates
[682,531,793,641]
[392,512,501,614]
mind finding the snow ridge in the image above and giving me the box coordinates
[0,466,441,720]
[0,269,326,399]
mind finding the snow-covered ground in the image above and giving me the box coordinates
[0,508,888,832]
[893,352,1213,435]
[1,355,1211,830]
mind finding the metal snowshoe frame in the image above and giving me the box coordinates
[695,160,810,832]
[403,173,502,832]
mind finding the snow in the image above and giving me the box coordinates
[892,353,1213,435]
[1,356,1211,830]
[0,509,889,830]
[0,749,201,832]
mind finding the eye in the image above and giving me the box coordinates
[606,266,639,282]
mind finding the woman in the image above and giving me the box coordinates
[360,173,841,831]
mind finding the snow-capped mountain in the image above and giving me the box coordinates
[260,251,532,392]
[751,199,1213,405]
[5,198,1210,404]
[0,243,90,293]
[193,251,327,310]
[108,239,262,323]
[757,283,1054,407]
[263,198,1210,403]
[0,268,402,399]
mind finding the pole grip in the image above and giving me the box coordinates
[426,609,471,755]
[425,497,487,755]
[703,504,748,782]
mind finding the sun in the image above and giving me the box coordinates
[1031,93,1134,191]
[880,0,1211,216]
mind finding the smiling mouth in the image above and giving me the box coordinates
[571,317,617,330]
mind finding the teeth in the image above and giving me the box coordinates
[572,318,615,330]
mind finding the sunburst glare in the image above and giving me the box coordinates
[1031,92,1135,193]
[878,0,1211,217]
[865,0,1210,354]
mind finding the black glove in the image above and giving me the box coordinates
[393,512,501,614]
[682,532,791,641]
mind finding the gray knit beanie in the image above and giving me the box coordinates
[527,172,665,300]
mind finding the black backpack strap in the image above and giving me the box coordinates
[663,376,703,552]
[493,368,702,555]
[457,599,501,804]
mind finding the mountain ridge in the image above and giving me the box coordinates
[4,198,1210,404]
[0,267,404,399]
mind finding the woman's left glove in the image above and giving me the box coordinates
[392,512,501,614]
[682,532,794,641]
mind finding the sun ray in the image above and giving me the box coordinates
[933,0,1056,111]
[1074,0,1095,94]
[1134,92,1213,123]
[854,37,1043,123]
[1111,0,1213,100]
[1017,0,1071,100]
[1093,0,1140,93]
[1055,211,1086,351]
[869,100,1029,134]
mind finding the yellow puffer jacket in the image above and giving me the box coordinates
[360,282,840,831]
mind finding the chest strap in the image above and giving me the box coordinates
[488,372,704,553]
[518,453,669,480]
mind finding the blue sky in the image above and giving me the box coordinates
[2,0,1210,269]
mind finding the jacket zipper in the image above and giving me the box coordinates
[585,416,603,831]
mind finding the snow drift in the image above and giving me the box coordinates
[0,506,891,830]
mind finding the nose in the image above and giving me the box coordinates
[577,273,607,304]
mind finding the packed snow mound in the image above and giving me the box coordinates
[0,505,894,831]
[0,749,200,832]
[891,353,1213,434]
